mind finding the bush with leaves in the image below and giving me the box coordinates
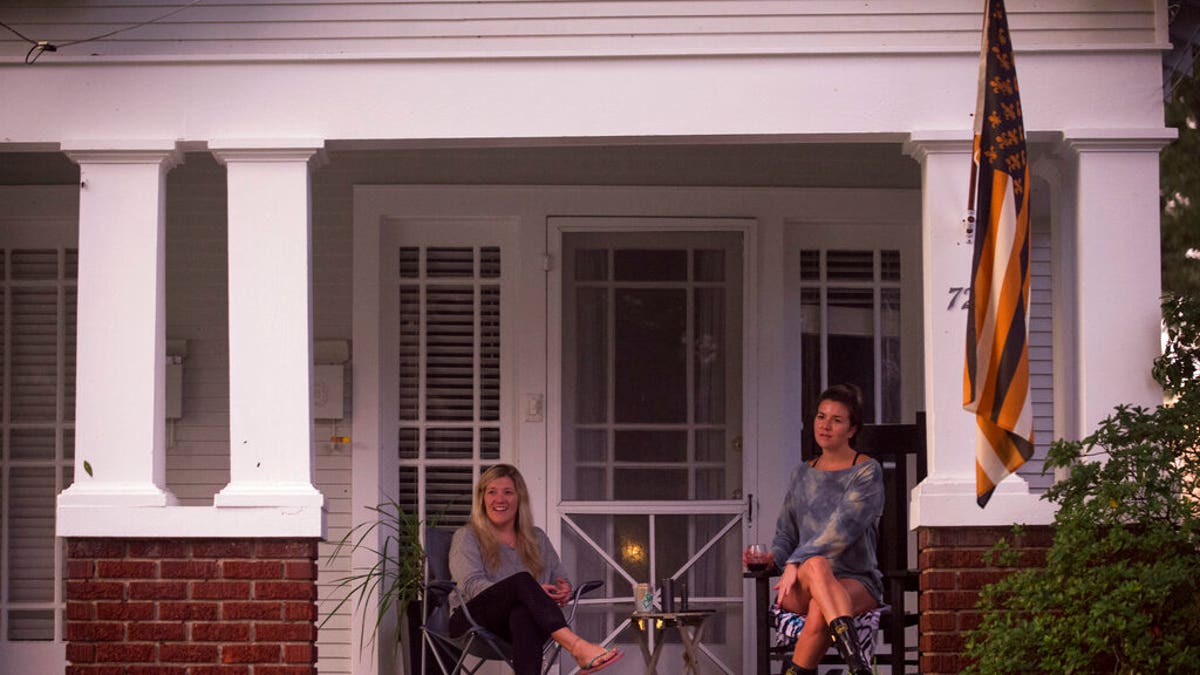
[965,294,1200,674]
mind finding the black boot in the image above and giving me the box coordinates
[829,615,873,675]
[782,660,817,675]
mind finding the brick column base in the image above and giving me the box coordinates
[65,538,319,675]
[916,525,1053,674]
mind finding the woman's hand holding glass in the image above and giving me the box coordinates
[743,544,773,572]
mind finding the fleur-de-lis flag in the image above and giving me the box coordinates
[964,0,1033,508]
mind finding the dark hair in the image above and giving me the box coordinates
[815,383,865,449]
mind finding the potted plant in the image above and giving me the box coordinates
[323,499,432,673]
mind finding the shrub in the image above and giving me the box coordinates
[965,294,1200,674]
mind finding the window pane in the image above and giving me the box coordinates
[425,286,474,421]
[574,249,608,282]
[480,247,501,278]
[480,286,500,421]
[826,250,874,281]
[693,249,725,282]
[8,609,53,641]
[614,431,686,463]
[480,427,500,460]
[575,429,607,463]
[882,287,902,423]
[11,250,58,280]
[398,287,419,420]
[614,289,686,423]
[696,430,726,462]
[613,250,686,281]
[426,247,474,277]
[426,428,472,460]
[10,428,54,460]
[398,247,419,278]
[398,427,418,459]
[881,249,901,281]
[614,468,688,500]
[12,287,59,421]
[799,249,820,281]
[8,467,56,603]
[694,288,726,424]
[574,288,608,424]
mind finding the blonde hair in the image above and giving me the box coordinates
[469,464,544,578]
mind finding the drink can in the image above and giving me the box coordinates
[634,582,654,613]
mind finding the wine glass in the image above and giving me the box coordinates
[744,544,771,572]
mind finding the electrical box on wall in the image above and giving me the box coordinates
[166,339,186,420]
[313,364,345,420]
[166,361,183,419]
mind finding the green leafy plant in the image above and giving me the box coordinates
[965,294,1200,674]
[322,499,433,650]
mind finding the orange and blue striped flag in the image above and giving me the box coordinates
[964,0,1034,508]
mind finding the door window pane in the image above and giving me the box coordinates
[613,249,687,281]
[798,248,903,424]
[614,289,686,423]
[562,232,742,502]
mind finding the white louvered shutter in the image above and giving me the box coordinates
[2,247,76,642]
[396,246,502,528]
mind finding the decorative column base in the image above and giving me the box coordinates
[65,538,319,675]
[917,525,1053,674]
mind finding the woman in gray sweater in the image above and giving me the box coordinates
[766,384,884,675]
[449,464,622,675]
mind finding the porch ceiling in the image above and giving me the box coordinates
[0,142,923,190]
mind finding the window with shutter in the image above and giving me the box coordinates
[396,246,502,528]
[0,247,77,643]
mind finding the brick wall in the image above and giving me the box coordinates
[65,538,319,675]
[916,525,1053,674]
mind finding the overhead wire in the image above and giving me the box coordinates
[0,0,205,64]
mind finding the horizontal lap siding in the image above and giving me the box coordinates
[0,0,1160,59]
[165,153,231,507]
[1017,218,1054,492]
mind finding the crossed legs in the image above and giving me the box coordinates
[450,572,619,675]
[776,556,878,670]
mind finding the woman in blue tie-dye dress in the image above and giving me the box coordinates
[763,384,884,675]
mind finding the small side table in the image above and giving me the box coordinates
[629,609,715,674]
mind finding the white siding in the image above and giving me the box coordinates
[1018,215,1054,493]
[164,154,230,504]
[0,0,1161,60]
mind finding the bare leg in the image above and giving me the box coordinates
[550,627,617,670]
[779,557,879,669]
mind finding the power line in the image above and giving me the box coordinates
[0,0,205,64]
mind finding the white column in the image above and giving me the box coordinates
[1061,130,1175,439]
[57,142,181,515]
[902,133,1055,528]
[211,142,325,510]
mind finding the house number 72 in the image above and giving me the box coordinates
[947,287,972,311]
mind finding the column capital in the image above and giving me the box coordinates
[209,139,327,168]
[62,140,182,169]
[902,131,972,163]
[1060,127,1177,154]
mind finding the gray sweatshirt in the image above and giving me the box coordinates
[448,525,571,611]
[769,458,885,603]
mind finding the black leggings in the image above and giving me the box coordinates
[449,571,569,675]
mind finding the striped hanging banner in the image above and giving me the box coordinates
[964,0,1034,508]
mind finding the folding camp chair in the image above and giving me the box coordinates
[420,526,603,675]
